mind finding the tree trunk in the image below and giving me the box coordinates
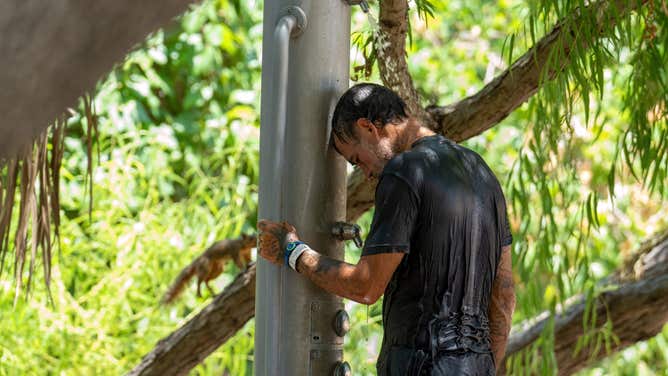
[375,0,433,126]
[128,264,256,376]
[0,0,194,159]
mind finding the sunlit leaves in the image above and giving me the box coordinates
[0,1,262,374]
[2,0,667,374]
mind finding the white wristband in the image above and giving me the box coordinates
[289,243,311,271]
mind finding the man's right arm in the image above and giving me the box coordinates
[296,251,404,305]
[489,244,515,369]
[257,218,405,305]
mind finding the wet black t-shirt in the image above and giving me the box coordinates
[362,135,512,375]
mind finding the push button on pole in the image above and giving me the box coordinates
[333,361,352,376]
[333,309,350,337]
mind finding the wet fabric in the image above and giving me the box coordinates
[362,135,512,376]
[384,346,495,376]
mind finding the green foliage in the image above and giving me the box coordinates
[1,0,667,374]
[500,1,668,370]
[1,1,261,374]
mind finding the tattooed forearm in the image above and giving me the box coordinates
[297,250,373,303]
[489,245,516,370]
[257,220,401,304]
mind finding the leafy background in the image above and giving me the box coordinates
[1,0,666,375]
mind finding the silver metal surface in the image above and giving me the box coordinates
[331,222,363,248]
[333,309,351,337]
[256,1,350,375]
[333,361,353,376]
[280,6,308,37]
[270,13,297,215]
[345,0,370,13]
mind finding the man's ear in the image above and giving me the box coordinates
[355,118,374,133]
[355,118,383,143]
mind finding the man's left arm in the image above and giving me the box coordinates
[489,244,516,369]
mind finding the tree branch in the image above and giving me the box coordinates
[426,0,643,139]
[347,0,644,222]
[501,229,668,375]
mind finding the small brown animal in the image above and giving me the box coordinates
[162,234,256,304]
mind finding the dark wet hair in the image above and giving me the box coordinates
[331,83,408,144]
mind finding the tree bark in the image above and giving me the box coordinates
[128,264,256,376]
[501,230,668,375]
[0,0,194,159]
[376,0,433,127]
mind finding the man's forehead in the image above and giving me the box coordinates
[332,135,355,160]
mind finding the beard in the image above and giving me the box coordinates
[368,138,395,177]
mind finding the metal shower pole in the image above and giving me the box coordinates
[256,1,353,375]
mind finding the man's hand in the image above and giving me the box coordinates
[257,219,300,265]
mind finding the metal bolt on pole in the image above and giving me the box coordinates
[256,1,353,375]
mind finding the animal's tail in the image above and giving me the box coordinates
[161,260,198,304]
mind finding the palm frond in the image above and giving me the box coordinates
[0,97,96,301]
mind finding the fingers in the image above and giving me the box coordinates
[257,219,283,230]
[258,219,297,233]
[258,236,283,265]
[283,221,297,232]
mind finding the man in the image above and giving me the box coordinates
[257,83,515,375]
